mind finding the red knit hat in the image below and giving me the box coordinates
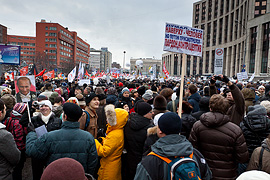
[13,103,27,114]
[118,82,123,87]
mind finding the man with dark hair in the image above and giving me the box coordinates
[16,76,37,102]
[26,103,98,176]
[0,99,21,179]
[187,84,201,113]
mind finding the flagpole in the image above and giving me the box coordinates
[178,53,186,118]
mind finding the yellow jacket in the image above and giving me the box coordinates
[95,106,129,180]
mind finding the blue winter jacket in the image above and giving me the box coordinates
[188,92,201,113]
[26,121,98,175]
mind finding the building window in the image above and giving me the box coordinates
[174,54,178,75]
[230,12,234,41]
[45,26,48,30]
[193,57,197,75]
[45,44,48,47]
[220,0,224,16]
[212,50,215,73]
[219,18,223,44]
[50,44,57,47]
[195,4,200,24]
[249,27,257,73]
[49,33,57,37]
[214,0,218,18]
[261,23,270,73]
[202,2,206,22]
[255,0,267,17]
[213,21,217,46]
[205,51,209,73]
[207,23,211,47]
[226,0,230,13]
[49,27,57,30]
[208,0,212,21]
[199,57,203,75]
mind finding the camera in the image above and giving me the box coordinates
[33,101,44,109]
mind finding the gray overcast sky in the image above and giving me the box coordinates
[0,0,198,66]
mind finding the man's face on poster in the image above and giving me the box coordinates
[18,78,31,95]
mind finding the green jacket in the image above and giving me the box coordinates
[26,121,98,175]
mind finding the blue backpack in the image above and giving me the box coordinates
[149,152,201,180]
[83,110,90,130]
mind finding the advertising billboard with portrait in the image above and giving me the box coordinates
[14,75,37,102]
[0,44,21,65]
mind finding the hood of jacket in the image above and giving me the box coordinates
[200,112,230,128]
[106,105,129,133]
[241,88,255,101]
[199,96,210,111]
[244,105,270,132]
[0,122,5,129]
[106,94,118,104]
[128,113,152,131]
[151,134,193,157]
[147,126,157,136]
[188,92,201,102]
[262,138,270,151]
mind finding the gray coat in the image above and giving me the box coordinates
[0,123,21,180]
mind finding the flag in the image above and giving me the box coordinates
[68,67,76,82]
[5,72,14,81]
[85,70,90,77]
[35,69,46,77]
[29,64,38,75]
[77,62,84,80]
[58,73,63,78]
[162,61,170,78]
[20,66,28,76]
[149,66,152,73]
[43,70,55,80]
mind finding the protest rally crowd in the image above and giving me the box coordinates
[2,73,270,180]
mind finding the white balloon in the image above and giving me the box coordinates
[93,78,99,85]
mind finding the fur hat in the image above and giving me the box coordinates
[105,104,117,126]
[153,95,167,110]
[41,158,87,180]
[142,93,153,100]
[137,86,146,96]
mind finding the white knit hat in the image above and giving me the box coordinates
[258,85,265,90]
[260,100,270,114]
[236,170,270,180]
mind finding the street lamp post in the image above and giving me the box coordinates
[123,51,126,70]
[235,19,248,72]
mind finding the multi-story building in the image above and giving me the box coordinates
[7,35,36,64]
[111,62,121,69]
[35,19,90,73]
[130,57,161,76]
[163,0,270,78]
[89,48,102,71]
[101,47,112,71]
[0,24,7,44]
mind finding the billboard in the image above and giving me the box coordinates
[0,44,21,65]
[163,23,203,57]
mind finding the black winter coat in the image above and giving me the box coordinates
[31,113,62,132]
[124,113,153,180]
[181,113,197,139]
[240,105,270,158]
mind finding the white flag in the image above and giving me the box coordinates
[77,62,84,80]
[68,67,76,83]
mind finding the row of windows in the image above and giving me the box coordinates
[76,52,88,58]
[22,48,35,51]
[60,51,71,57]
[60,46,72,53]
[60,29,74,40]
[10,37,35,40]
[45,32,57,37]
[9,42,35,46]
[76,39,88,48]
[21,51,35,55]
[45,38,57,42]
[45,26,57,31]
[60,57,72,61]
[45,44,57,48]
[60,40,73,48]
[76,47,88,55]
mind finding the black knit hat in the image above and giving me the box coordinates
[137,86,146,96]
[63,103,83,122]
[158,112,182,135]
[153,95,167,110]
[85,92,98,105]
[137,102,152,116]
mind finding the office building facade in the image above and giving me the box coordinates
[163,0,270,78]
[130,58,161,76]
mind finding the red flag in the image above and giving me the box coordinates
[20,66,28,76]
[85,70,90,77]
[162,61,170,78]
[43,70,55,80]
[35,69,46,77]
[58,73,63,78]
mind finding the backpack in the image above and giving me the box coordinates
[148,151,201,180]
[83,110,90,130]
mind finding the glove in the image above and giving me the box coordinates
[97,137,104,144]
[20,111,30,127]
[222,75,230,83]
[27,122,35,133]
[97,128,106,139]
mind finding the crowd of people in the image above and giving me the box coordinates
[1,74,270,180]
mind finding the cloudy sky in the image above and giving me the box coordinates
[1,0,198,66]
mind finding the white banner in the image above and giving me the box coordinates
[214,48,224,75]
[163,23,203,57]
[68,67,76,83]
[78,79,90,86]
